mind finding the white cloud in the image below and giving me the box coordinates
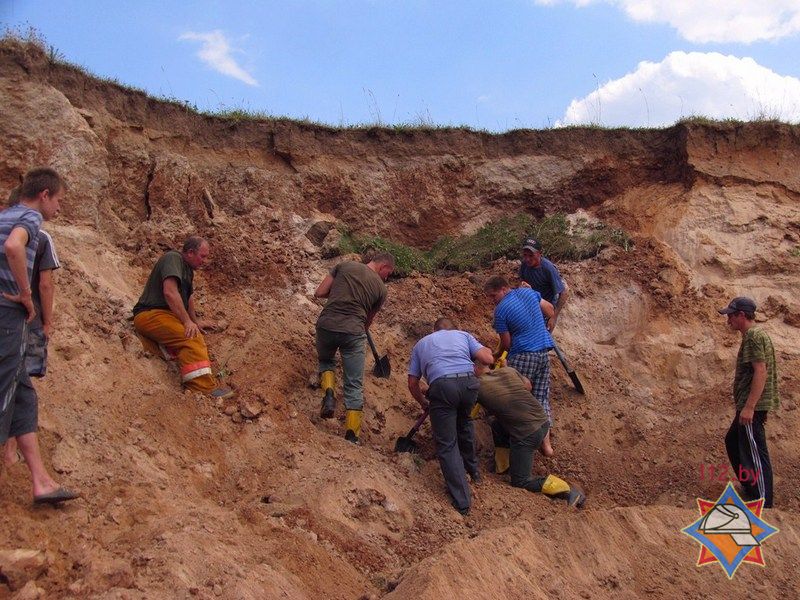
[179,30,258,86]
[558,52,800,127]
[535,1,800,43]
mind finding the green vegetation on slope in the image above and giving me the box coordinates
[339,213,632,276]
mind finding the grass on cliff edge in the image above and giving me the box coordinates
[339,213,631,277]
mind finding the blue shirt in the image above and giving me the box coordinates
[0,204,42,310]
[519,257,565,304]
[408,330,485,384]
[493,288,554,355]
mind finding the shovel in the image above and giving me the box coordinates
[366,330,391,378]
[552,341,585,395]
[395,407,430,453]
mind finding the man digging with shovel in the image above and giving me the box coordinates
[314,252,394,443]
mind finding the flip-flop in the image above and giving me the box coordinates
[33,488,80,505]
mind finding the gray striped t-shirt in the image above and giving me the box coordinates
[0,204,42,310]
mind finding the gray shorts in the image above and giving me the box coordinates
[25,326,49,378]
[0,308,38,444]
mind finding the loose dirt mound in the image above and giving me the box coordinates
[1,40,799,599]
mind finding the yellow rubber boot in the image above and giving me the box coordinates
[494,447,510,474]
[344,409,363,444]
[319,371,336,418]
[541,474,586,508]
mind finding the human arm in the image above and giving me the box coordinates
[494,333,511,360]
[474,346,494,366]
[38,269,55,337]
[540,298,555,325]
[739,362,767,426]
[408,375,429,410]
[2,227,35,321]
[163,277,199,338]
[548,283,569,332]
[187,296,217,332]
[314,274,334,299]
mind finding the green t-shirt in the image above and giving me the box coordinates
[734,327,779,411]
[132,250,194,315]
[477,367,548,442]
[316,261,387,335]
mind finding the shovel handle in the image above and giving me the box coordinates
[365,330,381,362]
[551,341,574,373]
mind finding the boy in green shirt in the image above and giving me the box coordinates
[718,297,778,507]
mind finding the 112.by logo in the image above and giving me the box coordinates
[699,463,760,486]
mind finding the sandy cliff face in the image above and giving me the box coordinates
[1,39,799,599]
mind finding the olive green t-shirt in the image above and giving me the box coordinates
[316,261,387,335]
[132,250,194,315]
[477,367,548,442]
[734,327,779,411]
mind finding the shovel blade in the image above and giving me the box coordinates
[394,435,418,453]
[372,355,391,378]
[569,371,585,395]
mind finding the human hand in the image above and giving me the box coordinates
[3,290,35,322]
[42,321,53,338]
[519,281,531,289]
[184,321,201,338]
[547,315,558,332]
[739,407,755,426]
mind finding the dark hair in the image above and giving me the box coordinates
[370,252,395,268]
[19,167,65,200]
[742,311,755,320]
[483,276,509,293]
[433,317,454,332]
[182,236,208,253]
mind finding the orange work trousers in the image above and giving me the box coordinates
[133,309,218,394]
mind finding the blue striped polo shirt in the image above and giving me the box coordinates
[0,204,42,310]
[493,287,554,355]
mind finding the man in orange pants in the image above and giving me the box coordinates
[133,237,233,399]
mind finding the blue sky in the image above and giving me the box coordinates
[3,1,800,130]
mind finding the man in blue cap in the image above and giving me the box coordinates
[718,296,778,508]
[518,237,569,332]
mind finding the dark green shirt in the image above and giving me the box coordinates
[133,250,194,315]
[316,261,387,335]
[477,367,548,442]
[734,327,779,411]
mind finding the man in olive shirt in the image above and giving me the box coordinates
[719,297,779,507]
[133,237,233,399]
[314,252,394,443]
[475,363,585,508]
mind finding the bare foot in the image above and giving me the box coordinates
[539,433,554,457]
[3,440,23,467]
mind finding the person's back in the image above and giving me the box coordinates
[409,329,479,383]
[477,367,547,441]
[317,261,386,335]
[494,288,553,355]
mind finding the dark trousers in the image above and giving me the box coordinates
[491,419,550,492]
[725,411,773,508]
[427,375,480,511]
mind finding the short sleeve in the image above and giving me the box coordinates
[37,232,60,271]
[408,344,422,378]
[159,253,184,281]
[493,303,509,333]
[14,209,42,248]
[466,333,484,357]
[546,261,565,295]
